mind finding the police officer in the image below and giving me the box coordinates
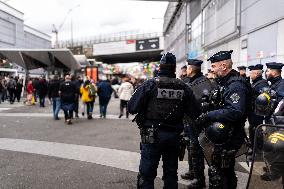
[181,59,214,188]
[196,50,251,188]
[180,65,188,81]
[260,62,284,180]
[128,52,200,189]
[237,65,250,83]
[265,62,284,98]
[247,64,269,153]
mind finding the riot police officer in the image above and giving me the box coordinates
[128,52,200,189]
[181,59,215,188]
[247,64,269,153]
[260,62,284,180]
[265,62,284,99]
[180,65,188,81]
[237,65,250,83]
[196,50,251,189]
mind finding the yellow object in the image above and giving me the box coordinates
[269,132,284,143]
[80,84,96,102]
[262,92,271,103]
[218,124,225,129]
[31,95,35,105]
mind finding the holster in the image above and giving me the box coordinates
[140,127,157,144]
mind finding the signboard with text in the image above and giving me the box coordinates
[136,38,160,51]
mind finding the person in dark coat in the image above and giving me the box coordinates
[48,75,62,120]
[247,64,269,154]
[15,78,23,102]
[71,75,82,118]
[59,75,78,125]
[97,77,113,118]
[37,77,48,107]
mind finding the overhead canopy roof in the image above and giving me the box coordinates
[0,49,82,70]
[92,50,163,64]
[74,55,91,68]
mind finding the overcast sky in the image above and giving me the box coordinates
[6,0,168,42]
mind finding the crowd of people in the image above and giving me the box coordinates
[1,74,141,125]
[0,76,24,104]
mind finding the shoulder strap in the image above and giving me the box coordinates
[252,79,266,89]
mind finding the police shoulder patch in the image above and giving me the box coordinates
[230,93,240,104]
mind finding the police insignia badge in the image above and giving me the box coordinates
[230,93,240,103]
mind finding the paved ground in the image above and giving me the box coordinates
[0,97,253,189]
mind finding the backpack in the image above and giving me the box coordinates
[88,84,97,97]
[7,80,15,89]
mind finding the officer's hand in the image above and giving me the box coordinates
[195,113,210,127]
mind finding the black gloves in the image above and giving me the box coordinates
[195,113,210,127]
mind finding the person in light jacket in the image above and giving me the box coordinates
[118,77,134,118]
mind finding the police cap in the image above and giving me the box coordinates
[248,64,263,71]
[237,66,247,70]
[187,59,203,67]
[207,50,233,63]
[266,62,284,70]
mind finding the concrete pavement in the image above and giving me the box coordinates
[0,98,251,188]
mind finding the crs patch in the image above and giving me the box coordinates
[157,88,184,99]
[230,93,240,104]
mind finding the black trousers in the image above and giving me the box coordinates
[8,88,15,103]
[86,101,94,115]
[120,100,129,117]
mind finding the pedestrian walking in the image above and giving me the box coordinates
[7,76,16,104]
[97,77,113,118]
[0,78,4,104]
[15,78,23,102]
[59,75,78,125]
[25,80,34,105]
[48,75,61,120]
[71,75,83,118]
[80,79,97,119]
[118,77,133,118]
[37,77,48,107]
[2,78,7,102]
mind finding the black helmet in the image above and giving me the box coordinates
[205,122,232,145]
[160,52,176,65]
[255,92,272,116]
[159,52,176,76]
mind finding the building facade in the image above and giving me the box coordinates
[0,2,51,49]
[163,0,284,75]
[0,1,51,77]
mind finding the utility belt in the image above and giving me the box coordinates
[140,120,182,144]
[140,127,157,144]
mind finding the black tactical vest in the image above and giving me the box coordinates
[187,75,216,105]
[145,77,186,124]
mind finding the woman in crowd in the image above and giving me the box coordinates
[80,79,97,119]
[118,77,133,118]
[25,80,34,105]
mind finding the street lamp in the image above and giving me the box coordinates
[68,4,80,48]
